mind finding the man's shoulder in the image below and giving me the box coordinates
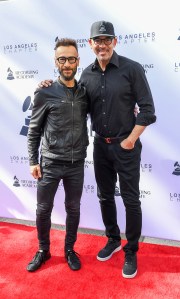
[34,81,62,97]
[118,54,141,68]
[114,54,144,76]
[80,63,96,84]
[83,62,95,73]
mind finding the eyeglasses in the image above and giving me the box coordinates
[56,56,79,64]
[92,37,114,46]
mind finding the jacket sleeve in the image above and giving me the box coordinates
[27,92,47,166]
[131,63,156,126]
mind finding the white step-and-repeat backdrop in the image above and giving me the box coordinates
[0,0,180,240]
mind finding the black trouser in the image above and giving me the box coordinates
[93,138,142,253]
[36,157,84,252]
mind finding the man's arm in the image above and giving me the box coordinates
[133,63,156,126]
[121,125,146,149]
[27,92,47,178]
[121,64,156,150]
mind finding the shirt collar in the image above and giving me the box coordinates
[91,51,119,70]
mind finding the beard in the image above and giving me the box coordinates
[58,66,77,81]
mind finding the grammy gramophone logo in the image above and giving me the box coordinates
[20,96,33,136]
[172,161,180,176]
[7,67,15,80]
[13,176,20,187]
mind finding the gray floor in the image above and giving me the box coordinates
[1,217,180,247]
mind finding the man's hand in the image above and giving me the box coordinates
[30,164,42,179]
[120,138,134,150]
[38,79,53,88]
[121,125,146,150]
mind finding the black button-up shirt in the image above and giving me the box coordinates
[80,51,156,138]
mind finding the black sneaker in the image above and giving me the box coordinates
[27,250,51,272]
[97,238,121,261]
[66,250,81,271]
[122,253,137,278]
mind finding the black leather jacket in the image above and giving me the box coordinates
[27,80,89,165]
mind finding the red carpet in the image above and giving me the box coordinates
[0,221,180,299]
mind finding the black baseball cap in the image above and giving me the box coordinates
[90,21,115,39]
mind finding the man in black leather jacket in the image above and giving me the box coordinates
[26,38,89,272]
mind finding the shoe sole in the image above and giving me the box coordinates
[122,269,137,279]
[97,245,121,261]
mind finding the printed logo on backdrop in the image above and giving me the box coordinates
[7,67,38,80]
[142,64,154,74]
[174,62,180,72]
[85,160,93,169]
[170,193,180,202]
[13,175,37,188]
[174,30,180,72]
[141,163,152,173]
[84,160,96,194]
[172,161,180,176]
[117,32,155,45]
[20,96,33,136]
[169,162,180,202]
[56,31,156,50]
[55,36,88,50]
[76,38,88,49]
[7,68,15,80]
[3,43,37,54]
[13,176,20,187]
[13,178,95,192]
[17,174,150,198]
[10,156,29,164]
[84,184,95,194]
[139,190,151,199]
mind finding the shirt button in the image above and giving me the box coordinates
[102,86,104,88]
[102,99,105,102]
[104,124,107,127]
[103,112,106,115]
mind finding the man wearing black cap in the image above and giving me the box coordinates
[80,20,156,278]
[38,21,156,278]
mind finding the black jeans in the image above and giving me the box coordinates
[93,138,142,253]
[36,157,84,252]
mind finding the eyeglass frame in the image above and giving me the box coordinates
[92,37,114,46]
[56,56,79,64]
